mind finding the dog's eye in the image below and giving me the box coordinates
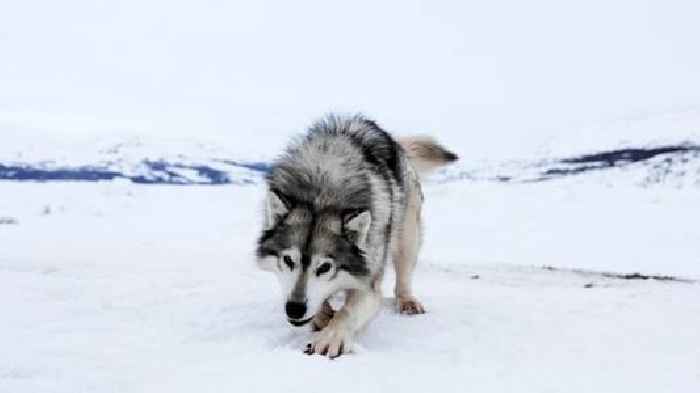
[316,262,332,276]
[283,255,294,270]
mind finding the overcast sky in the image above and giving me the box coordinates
[2,0,699,155]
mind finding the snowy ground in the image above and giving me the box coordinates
[3,1,700,390]
[1,181,698,393]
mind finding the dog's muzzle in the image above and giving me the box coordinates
[288,317,312,327]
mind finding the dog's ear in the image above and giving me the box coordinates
[343,210,372,249]
[264,189,289,230]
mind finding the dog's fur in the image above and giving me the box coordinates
[256,114,457,358]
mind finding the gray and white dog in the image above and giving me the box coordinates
[256,114,457,358]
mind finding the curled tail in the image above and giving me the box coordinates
[398,136,458,177]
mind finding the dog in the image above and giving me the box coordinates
[256,114,457,358]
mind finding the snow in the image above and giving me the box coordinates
[2,0,700,390]
[424,179,700,279]
[1,181,698,392]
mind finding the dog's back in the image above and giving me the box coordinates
[265,114,457,275]
[266,114,402,214]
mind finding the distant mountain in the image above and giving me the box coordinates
[1,137,698,187]
[440,143,700,188]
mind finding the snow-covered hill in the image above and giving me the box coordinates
[2,135,699,187]
[2,106,700,186]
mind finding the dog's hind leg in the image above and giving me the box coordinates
[392,188,426,315]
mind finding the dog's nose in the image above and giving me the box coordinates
[285,301,307,320]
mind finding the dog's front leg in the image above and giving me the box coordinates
[305,288,381,358]
[310,300,335,332]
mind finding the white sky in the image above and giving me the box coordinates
[1,0,700,156]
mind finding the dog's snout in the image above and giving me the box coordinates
[285,301,307,320]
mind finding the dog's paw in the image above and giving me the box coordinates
[397,296,426,315]
[304,321,351,359]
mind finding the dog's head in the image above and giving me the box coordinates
[256,189,371,327]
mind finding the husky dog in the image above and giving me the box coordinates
[256,114,457,358]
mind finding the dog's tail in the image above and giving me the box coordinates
[398,136,458,177]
